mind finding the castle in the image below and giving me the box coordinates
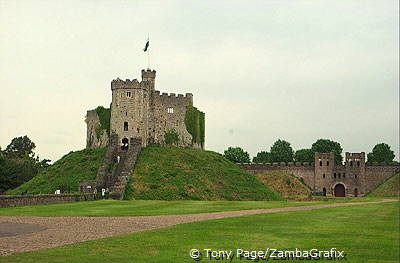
[81,69,205,198]
[82,68,398,199]
[86,69,205,150]
[239,152,399,197]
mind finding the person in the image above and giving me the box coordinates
[117,155,120,163]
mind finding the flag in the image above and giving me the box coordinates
[143,38,149,52]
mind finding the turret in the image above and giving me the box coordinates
[142,69,156,82]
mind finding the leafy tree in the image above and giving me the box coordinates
[311,139,343,163]
[0,136,51,193]
[0,158,40,194]
[270,139,294,163]
[253,151,272,163]
[4,135,36,158]
[164,129,180,146]
[223,147,250,163]
[294,148,314,163]
[367,143,395,163]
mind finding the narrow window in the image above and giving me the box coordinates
[357,161,360,166]
[350,161,353,166]
[327,161,329,166]
[334,173,337,179]
[319,161,322,166]
[125,112,128,116]
[137,128,140,133]
[343,173,346,178]
[355,174,357,179]
[323,188,327,196]
[127,92,131,97]
[323,174,325,178]
[338,174,341,179]
[124,122,128,131]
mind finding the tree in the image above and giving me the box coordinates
[270,139,294,163]
[311,139,343,163]
[0,158,39,194]
[253,151,272,163]
[164,129,179,146]
[294,148,314,163]
[367,143,395,163]
[223,147,250,163]
[4,135,36,158]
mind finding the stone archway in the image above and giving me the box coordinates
[334,184,345,197]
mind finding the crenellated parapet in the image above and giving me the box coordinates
[111,78,141,90]
[153,90,193,105]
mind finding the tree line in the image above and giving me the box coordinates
[223,139,396,164]
[0,136,50,194]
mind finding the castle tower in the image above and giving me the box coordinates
[314,152,335,195]
[109,74,151,146]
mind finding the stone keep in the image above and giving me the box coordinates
[86,69,205,149]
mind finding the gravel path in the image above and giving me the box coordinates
[0,200,395,256]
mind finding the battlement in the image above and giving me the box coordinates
[111,78,141,90]
[152,90,193,103]
[142,69,156,81]
[240,162,313,167]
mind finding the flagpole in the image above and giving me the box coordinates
[147,35,150,69]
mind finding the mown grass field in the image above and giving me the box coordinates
[0,198,387,217]
[1,202,398,263]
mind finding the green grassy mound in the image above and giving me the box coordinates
[256,171,312,201]
[126,147,283,201]
[366,173,399,198]
[6,148,106,195]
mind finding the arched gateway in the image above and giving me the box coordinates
[334,184,346,197]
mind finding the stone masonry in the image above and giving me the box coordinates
[86,69,204,149]
[239,152,399,197]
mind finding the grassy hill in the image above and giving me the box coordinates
[366,173,399,198]
[6,148,106,195]
[255,171,312,201]
[125,147,283,201]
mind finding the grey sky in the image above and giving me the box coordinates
[0,0,398,162]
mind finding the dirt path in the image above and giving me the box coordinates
[0,200,396,256]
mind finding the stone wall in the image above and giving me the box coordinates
[238,155,399,197]
[0,194,98,208]
[238,163,315,189]
[86,110,109,148]
[88,69,204,149]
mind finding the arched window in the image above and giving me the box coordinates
[124,122,128,131]
[319,161,322,166]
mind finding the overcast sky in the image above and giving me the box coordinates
[0,0,398,162]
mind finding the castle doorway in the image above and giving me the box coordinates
[334,184,345,197]
[322,188,326,196]
[354,188,358,197]
[121,138,129,151]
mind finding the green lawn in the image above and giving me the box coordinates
[0,198,388,217]
[1,202,398,262]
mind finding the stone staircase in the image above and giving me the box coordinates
[92,135,142,200]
